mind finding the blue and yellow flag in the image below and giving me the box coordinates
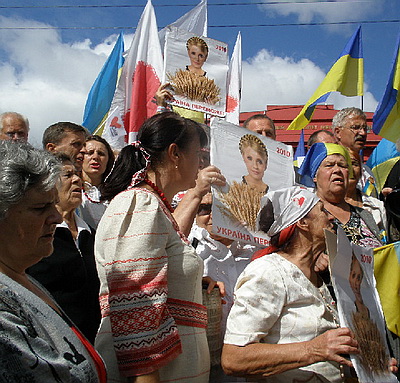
[288,27,363,130]
[365,138,400,193]
[293,129,306,167]
[372,32,400,143]
[374,241,400,336]
[82,32,125,134]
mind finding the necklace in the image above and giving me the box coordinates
[144,178,174,213]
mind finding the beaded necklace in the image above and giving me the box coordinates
[144,178,174,213]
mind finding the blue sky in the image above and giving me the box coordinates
[0,0,399,145]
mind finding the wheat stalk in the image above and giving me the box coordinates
[167,69,221,105]
[217,181,263,231]
[351,311,388,376]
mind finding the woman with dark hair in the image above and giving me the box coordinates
[95,112,224,383]
[80,135,115,229]
[0,141,106,382]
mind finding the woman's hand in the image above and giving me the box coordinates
[308,327,358,368]
[202,276,225,297]
[194,166,226,199]
[155,83,174,107]
[389,358,398,374]
[314,252,329,273]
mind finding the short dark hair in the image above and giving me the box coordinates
[243,114,275,132]
[101,112,207,201]
[307,129,334,147]
[42,122,88,148]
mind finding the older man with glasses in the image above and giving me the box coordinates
[332,107,377,196]
[0,112,29,142]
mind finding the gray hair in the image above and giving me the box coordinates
[0,112,30,131]
[332,107,366,130]
[0,141,61,220]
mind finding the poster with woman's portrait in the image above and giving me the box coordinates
[163,26,228,117]
[326,228,396,383]
[210,119,295,246]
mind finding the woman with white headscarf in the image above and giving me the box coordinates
[222,186,359,382]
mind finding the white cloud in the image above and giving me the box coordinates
[0,15,377,147]
[0,16,119,147]
[241,48,378,113]
[259,0,383,26]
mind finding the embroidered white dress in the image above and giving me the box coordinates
[95,188,209,383]
[224,253,342,383]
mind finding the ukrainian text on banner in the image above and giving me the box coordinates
[164,26,228,117]
[326,228,397,383]
[210,119,295,246]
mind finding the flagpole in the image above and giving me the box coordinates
[361,95,364,111]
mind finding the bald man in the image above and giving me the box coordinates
[243,114,276,140]
[0,112,29,141]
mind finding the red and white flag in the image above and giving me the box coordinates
[225,32,242,125]
[108,0,163,144]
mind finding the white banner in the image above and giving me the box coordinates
[210,119,295,245]
[164,27,228,117]
[326,228,396,383]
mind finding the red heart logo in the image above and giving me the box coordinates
[110,117,122,129]
[293,196,305,207]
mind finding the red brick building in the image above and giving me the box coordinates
[239,104,381,159]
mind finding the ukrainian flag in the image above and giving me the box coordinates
[288,26,363,130]
[374,241,400,336]
[372,32,400,143]
[293,129,306,168]
[365,138,400,194]
[83,32,125,134]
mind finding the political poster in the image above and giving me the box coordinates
[325,228,396,383]
[164,26,228,117]
[210,119,295,245]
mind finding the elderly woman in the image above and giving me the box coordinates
[28,153,101,344]
[95,112,225,383]
[222,186,359,382]
[299,143,383,248]
[0,141,105,382]
[80,135,115,229]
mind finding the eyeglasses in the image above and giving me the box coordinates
[4,131,27,139]
[198,203,212,216]
[342,124,370,134]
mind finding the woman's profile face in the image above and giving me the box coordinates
[57,161,83,211]
[187,44,207,69]
[241,145,268,181]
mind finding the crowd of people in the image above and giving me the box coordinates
[0,106,399,383]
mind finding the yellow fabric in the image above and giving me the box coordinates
[288,54,363,130]
[374,242,400,336]
[173,106,205,123]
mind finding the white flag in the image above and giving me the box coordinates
[225,32,242,124]
[158,0,207,51]
[107,0,163,144]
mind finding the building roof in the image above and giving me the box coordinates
[239,104,380,158]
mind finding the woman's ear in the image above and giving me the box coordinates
[167,143,180,166]
[296,216,310,232]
